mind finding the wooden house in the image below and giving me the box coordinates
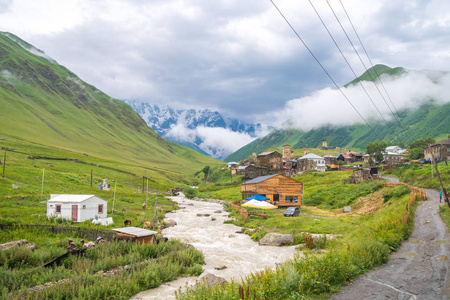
[241,174,303,207]
[46,194,107,222]
[256,151,283,171]
[113,227,158,244]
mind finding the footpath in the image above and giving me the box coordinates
[331,177,450,299]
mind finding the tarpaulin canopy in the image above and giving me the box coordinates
[245,194,270,201]
[241,199,277,210]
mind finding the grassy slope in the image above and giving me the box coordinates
[0,33,220,178]
[226,64,450,162]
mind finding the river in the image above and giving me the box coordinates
[130,195,300,299]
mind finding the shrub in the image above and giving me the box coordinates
[183,187,198,199]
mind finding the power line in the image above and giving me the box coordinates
[268,0,381,140]
[308,0,395,133]
[337,0,413,142]
[326,0,412,139]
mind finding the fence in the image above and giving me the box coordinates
[230,200,249,222]
[0,224,118,241]
[384,182,427,224]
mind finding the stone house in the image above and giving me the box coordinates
[256,151,283,171]
[297,153,326,172]
[233,165,268,179]
[323,154,337,165]
[383,153,407,164]
[424,138,450,162]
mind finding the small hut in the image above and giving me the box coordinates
[112,227,158,243]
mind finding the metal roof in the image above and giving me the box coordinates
[298,153,324,160]
[112,227,158,237]
[258,151,276,156]
[47,195,106,203]
[242,174,278,185]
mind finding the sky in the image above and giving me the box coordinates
[1,0,450,154]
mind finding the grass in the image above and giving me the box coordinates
[385,161,450,191]
[0,236,204,300]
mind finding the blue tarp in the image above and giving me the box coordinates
[245,194,270,201]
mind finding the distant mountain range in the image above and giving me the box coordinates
[124,101,262,159]
[0,32,219,183]
[226,65,450,162]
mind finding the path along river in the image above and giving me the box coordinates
[130,195,300,299]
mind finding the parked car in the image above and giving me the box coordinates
[284,207,300,217]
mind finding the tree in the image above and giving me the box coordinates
[366,140,388,163]
[202,165,211,182]
[408,148,424,160]
[409,137,435,150]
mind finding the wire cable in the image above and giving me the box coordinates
[308,0,395,133]
[337,0,414,143]
[269,0,381,140]
[324,0,412,143]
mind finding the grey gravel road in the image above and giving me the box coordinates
[330,182,450,299]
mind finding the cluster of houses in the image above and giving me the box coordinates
[228,142,417,180]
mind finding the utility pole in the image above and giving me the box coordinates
[2,150,6,178]
[153,197,158,231]
[40,168,45,199]
[112,180,117,214]
[428,144,449,207]
[146,177,149,206]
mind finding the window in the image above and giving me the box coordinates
[82,205,86,209]
[98,204,103,214]
[56,204,61,214]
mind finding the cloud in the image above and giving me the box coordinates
[165,123,256,159]
[2,0,450,124]
[273,70,450,131]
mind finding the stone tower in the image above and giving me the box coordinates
[283,145,293,160]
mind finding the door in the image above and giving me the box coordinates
[71,205,78,222]
[273,194,279,204]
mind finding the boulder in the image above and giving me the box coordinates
[214,264,227,270]
[214,210,222,213]
[343,206,352,213]
[196,214,210,217]
[259,233,294,246]
[82,241,96,250]
[26,244,37,251]
[201,273,227,288]
[165,219,177,227]
[12,184,19,189]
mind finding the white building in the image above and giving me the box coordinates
[297,153,327,172]
[46,194,108,222]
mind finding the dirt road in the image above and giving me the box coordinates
[331,184,450,299]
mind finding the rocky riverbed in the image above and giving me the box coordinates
[130,195,300,299]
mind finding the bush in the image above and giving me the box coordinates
[183,187,198,199]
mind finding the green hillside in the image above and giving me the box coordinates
[226,65,450,162]
[0,32,220,183]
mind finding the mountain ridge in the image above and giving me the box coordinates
[0,32,220,183]
[225,64,450,162]
[124,100,262,159]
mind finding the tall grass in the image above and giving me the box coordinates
[0,239,204,299]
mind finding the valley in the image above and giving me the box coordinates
[1,31,450,300]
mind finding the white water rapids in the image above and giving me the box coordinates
[130,195,300,299]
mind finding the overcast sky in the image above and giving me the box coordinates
[1,0,450,128]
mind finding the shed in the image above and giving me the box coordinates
[112,227,158,243]
[241,174,303,207]
[46,194,107,222]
